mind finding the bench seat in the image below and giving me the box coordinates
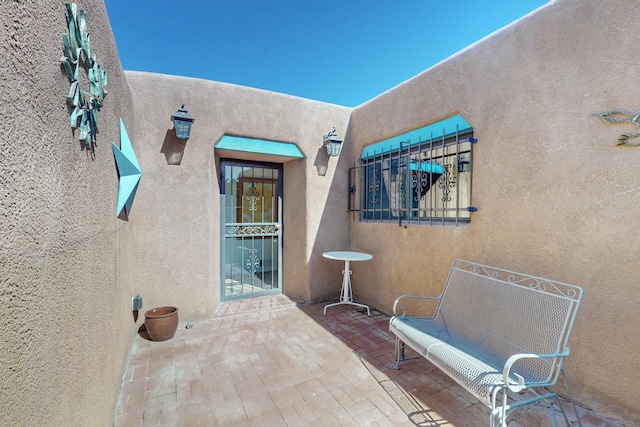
[389,259,583,427]
[391,315,529,406]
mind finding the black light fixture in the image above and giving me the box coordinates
[171,104,195,140]
[323,127,343,156]
[458,154,470,173]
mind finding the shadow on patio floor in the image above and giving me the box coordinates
[114,294,621,427]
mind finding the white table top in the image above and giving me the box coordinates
[323,251,373,262]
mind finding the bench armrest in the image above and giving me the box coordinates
[503,351,570,392]
[393,294,442,316]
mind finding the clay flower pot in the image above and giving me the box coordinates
[144,307,179,341]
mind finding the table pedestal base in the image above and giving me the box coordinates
[324,260,370,316]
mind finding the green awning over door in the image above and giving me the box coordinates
[215,135,304,162]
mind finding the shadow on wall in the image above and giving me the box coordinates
[314,146,329,176]
[161,129,186,165]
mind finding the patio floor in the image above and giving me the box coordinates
[114,295,621,427]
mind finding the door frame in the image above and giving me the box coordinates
[219,159,284,301]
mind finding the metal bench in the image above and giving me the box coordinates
[389,259,583,427]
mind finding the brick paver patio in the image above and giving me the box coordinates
[114,295,620,427]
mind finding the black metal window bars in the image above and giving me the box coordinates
[350,127,477,227]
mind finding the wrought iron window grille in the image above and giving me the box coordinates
[350,129,477,227]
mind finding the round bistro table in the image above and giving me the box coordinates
[322,251,373,316]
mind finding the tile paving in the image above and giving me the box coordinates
[114,294,622,427]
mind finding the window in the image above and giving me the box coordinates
[350,115,476,226]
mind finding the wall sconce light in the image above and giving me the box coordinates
[171,104,195,139]
[323,127,343,157]
[458,154,470,173]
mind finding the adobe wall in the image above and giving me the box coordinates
[0,1,136,426]
[349,0,640,424]
[3,0,637,424]
[123,71,352,318]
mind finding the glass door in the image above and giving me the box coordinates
[220,160,283,300]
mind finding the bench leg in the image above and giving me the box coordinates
[560,368,583,427]
[394,337,403,370]
[550,395,570,427]
[393,337,424,370]
[491,375,581,427]
[490,387,509,427]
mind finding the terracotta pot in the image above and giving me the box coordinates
[144,307,179,341]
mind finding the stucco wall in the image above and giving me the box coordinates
[0,1,136,426]
[348,0,640,424]
[3,0,638,425]
[123,71,352,320]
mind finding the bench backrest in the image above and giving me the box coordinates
[437,259,583,382]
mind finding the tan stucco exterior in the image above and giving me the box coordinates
[349,1,640,424]
[0,1,136,425]
[123,71,352,314]
[1,0,639,425]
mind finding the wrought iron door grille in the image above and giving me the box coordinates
[221,161,282,300]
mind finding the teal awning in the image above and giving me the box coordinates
[410,161,443,174]
[215,135,304,162]
[361,114,472,159]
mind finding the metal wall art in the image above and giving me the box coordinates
[61,2,107,150]
[593,110,640,146]
[112,119,141,218]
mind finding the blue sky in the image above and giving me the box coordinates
[104,0,548,107]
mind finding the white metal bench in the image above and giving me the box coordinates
[389,259,583,427]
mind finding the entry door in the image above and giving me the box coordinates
[220,160,283,300]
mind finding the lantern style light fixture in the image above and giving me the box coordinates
[171,104,195,140]
[458,154,470,173]
[323,127,343,157]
